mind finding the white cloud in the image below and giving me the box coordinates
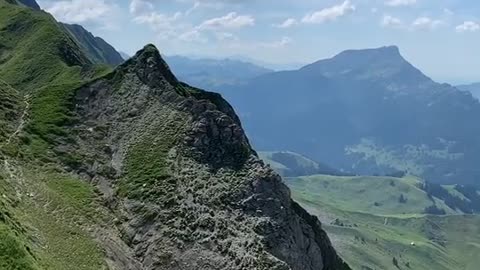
[273,18,298,28]
[443,8,454,16]
[132,11,185,40]
[381,15,404,28]
[185,2,201,15]
[129,0,153,15]
[133,12,181,30]
[178,29,207,43]
[41,0,118,27]
[456,21,480,33]
[411,17,444,30]
[302,1,355,24]
[129,2,253,44]
[198,12,255,30]
[385,0,416,7]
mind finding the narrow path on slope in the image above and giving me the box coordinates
[0,80,30,197]
[6,94,30,145]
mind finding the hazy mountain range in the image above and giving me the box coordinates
[457,82,480,100]
[164,55,273,90]
[219,46,480,186]
[156,48,480,187]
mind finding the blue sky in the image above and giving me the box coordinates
[37,0,479,83]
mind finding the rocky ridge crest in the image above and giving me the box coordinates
[66,44,350,270]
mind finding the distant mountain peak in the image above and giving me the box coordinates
[301,45,432,85]
[324,45,407,68]
[335,45,402,60]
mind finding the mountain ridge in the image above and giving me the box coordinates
[62,23,124,66]
[457,82,480,100]
[221,45,480,186]
[67,43,351,269]
[0,2,350,268]
[165,55,273,90]
[301,45,434,90]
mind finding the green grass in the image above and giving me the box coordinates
[0,2,113,269]
[16,167,108,269]
[287,175,480,270]
[286,174,458,216]
[0,174,39,270]
[0,1,91,92]
[119,111,187,203]
[1,162,106,270]
[260,151,338,177]
[0,81,21,143]
[28,82,81,139]
[0,0,111,160]
[0,224,38,270]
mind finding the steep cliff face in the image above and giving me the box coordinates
[9,0,40,9]
[66,44,350,270]
[62,23,124,66]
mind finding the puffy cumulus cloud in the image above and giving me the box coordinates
[456,21,480,33]
[129,0,202,42]
[381,15,404,28]
[133,12,181,31]
[273,18,298,28]
[39,0,119,27]
[302,1,355,24]
[385,0,416,7]
[128,0,254,44]
[197,12,255,30]
[381,15,445,31]
[411,17,444,30]
[132,11,187,40]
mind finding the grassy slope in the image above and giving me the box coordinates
[258,152,289,174]
[260,151,339,177]
[0,0,109,156]
[287,175,480,270]
[0,1,112,269]
[0,1,92,92]
[286,175,458,216]
[0,81,21,143]
[0,165,109,270]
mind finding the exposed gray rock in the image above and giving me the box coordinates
[67,44,350,270]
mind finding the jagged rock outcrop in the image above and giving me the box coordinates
[67,44,350,270]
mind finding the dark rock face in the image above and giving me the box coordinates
[68,45,350,270]
[16,0,40,9]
